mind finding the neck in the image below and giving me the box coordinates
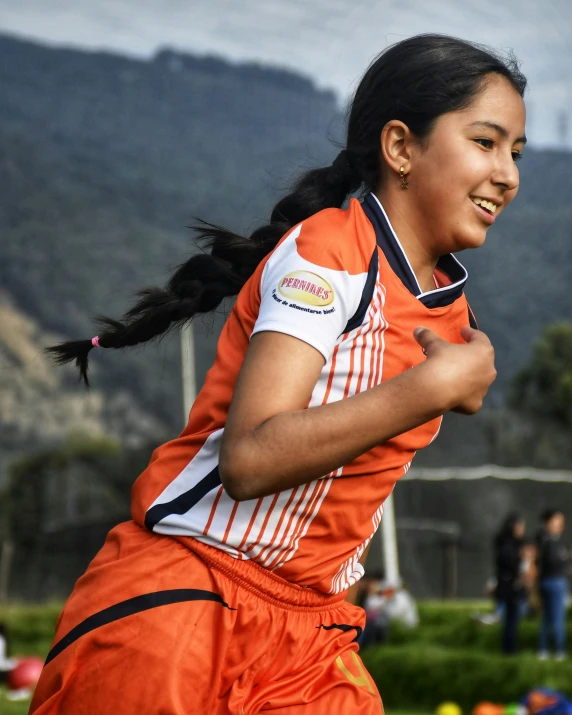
[374,187,439,293]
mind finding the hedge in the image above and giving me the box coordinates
[362,645,572,711]
[387,603,572,653]
[0,603,61,657]
[363,602,572,710]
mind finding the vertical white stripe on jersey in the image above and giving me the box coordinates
[308,270,386,410]
[202,494,263,548]
[340,277,386,404]
[267,323,368,569]
[272,475,334,570]
[329,502,385,594]
[273,268,388,573]
[345,280,387,397]
[307,349,337,408]
[325,277,389,594]
[238,493,282,553]
[262,479,322,569]
[243,488,302,561]
[371,283,388,388]
[269,481,324,570]
[255,485,305,565]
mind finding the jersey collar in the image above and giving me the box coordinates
[361,193,468,308]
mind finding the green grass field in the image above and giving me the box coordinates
[0,689,31,715]
[0,600,570,712]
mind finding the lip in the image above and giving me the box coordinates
[471,198,496,225]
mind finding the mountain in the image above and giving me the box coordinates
[0,294,165,482]
[0,33,339,437]
[0,33,571,462]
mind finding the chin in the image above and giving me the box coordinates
[453,230,488,252]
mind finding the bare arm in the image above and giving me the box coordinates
[220,325,495,501]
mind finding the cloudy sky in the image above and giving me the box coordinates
[1,0,571,148]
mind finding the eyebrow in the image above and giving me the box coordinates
[468,120,527,145]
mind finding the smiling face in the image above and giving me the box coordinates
[407,73,527,255]
[546,512,565,536]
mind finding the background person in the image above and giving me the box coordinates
[0,623,17,681]
[537,509,569,660]
[520,539,539,616]
[494,513,526,654]
[357,574,391,648]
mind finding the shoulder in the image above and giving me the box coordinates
[277,198,376,276]
[254,201,377,345]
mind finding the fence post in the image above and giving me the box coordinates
[0,540,14,603]
[181,323,197,422]
[381,492,400,584]
[442,540,458,598]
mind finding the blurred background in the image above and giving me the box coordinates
[0,0,571,710]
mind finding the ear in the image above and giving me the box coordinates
[380,120,415,176]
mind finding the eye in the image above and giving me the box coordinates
[512,151,523,162]
[474,138,494,149]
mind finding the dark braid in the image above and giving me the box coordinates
[48,34,526,386]
[47,151,362,385]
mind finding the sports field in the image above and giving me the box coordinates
[1,601,571,713]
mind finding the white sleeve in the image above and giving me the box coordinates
[251,223,369,361]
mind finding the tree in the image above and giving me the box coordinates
[483,323,572,469]
[509,322,572,429]
[7,435,122,550]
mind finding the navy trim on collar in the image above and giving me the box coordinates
[361,193,468,309]
[343,245,378,334]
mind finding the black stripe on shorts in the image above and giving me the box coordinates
[316,622,363,643]
[45,588,236,665]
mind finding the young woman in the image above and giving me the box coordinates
[32,34,527,714]
[494,513,527,654]
[537,509,569,660]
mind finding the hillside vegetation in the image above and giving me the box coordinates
[0,33,570,455]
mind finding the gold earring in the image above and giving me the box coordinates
[399,166,409,190]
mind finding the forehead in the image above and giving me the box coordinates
[441,74,526,138]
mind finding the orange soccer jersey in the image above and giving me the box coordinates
[131,193,473,595]
[32,194,474,715]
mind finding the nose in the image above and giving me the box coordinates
[491,150,520,193]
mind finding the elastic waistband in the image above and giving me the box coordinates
[175,535,348,612]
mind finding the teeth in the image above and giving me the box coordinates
[472,197,498,213]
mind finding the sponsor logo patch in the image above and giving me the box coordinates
[278,270,334,307]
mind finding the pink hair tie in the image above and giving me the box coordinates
[91,336,101,348]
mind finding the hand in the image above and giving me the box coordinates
[413,326,497,415]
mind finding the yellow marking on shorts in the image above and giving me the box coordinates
[335,651,375,694]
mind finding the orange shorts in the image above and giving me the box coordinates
[31,521,383,714]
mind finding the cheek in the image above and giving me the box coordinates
[456,150,491,188]
[416,159,461,205]
[420,146,488,205]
